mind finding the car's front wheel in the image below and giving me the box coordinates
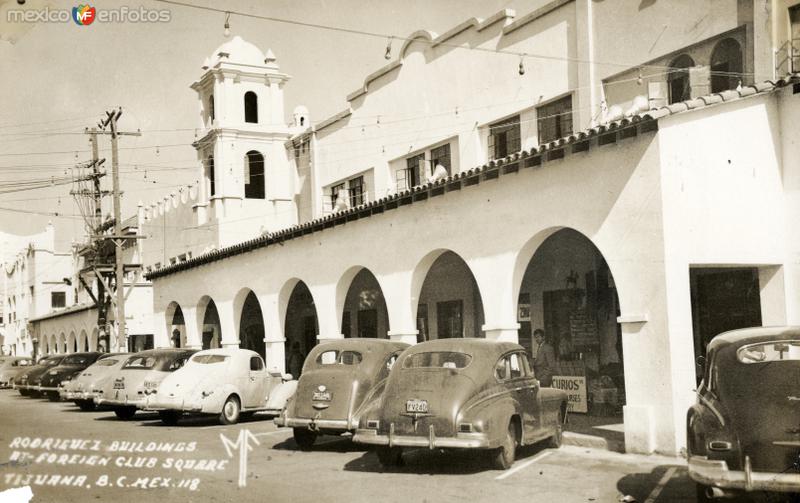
[493,420,518,470]
[47,392,60,402]
[159,410,182,426]
[75,400,95,411]
[292,427,317,450]
[114,406,137,420]
[219,395,241,425]
[376,446,403,467]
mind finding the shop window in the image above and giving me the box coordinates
[436,300,463,339]
[710,38,743,93]
[51,292,66,309]
[537,96,572,145]
[348,175,365,207]
[206,155,215,197]
[244,151,265,199]
[668,54,694,104]
[244,91,258,123]
[488,115,521,160]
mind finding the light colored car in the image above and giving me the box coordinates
[0,356,34,388]
[94,348,196,420]
[60,353,130,410]
[353,339,568,469]
[146,348,282,425]
[263,375,298,417]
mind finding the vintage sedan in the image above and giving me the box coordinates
[60,353,130,410]
[275,339,409,449]
[94,348,196,420]
[14,355,66,397]
[146,348,283,425]
[38,352,103,401]
[353,339,568,469]
[687,327,800,501]
[0,356,34,388]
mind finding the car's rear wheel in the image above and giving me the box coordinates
[376,446,404,467]
[493,420,518,470]
[114,406,137,420]
[75,400,96,411]
[547,409,564,448]
[695,483,712,503]
[47,392,60,402]
[19,389,29,397]
[159,410,182,426]
[219,395,241,425]
[292,427,317,450]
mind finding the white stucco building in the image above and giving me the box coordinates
[140,0,800,455]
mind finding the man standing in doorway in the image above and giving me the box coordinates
[533,329,556,387]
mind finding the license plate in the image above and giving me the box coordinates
[312,391,331,401]
[406,399,428,413]
[113,380,125,390]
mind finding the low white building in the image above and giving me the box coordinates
[140,1,800,456]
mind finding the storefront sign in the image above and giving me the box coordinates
[552,375,588,413]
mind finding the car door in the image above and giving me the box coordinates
[510,352,539,442]
[244,355,268,409]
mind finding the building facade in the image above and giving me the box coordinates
[141,0,800,455]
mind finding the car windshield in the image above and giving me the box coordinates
[43,358,61,367]
[737,341,800,363]
[63,355,92,365]
[191,354,229,364]
[316,350,362,365]
[403,351,472,369]
[123,355,157,370]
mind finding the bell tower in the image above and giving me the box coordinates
[190,36,296,247]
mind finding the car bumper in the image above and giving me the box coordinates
[278,417,351,431]
[94,395,147,408]
[353,426,490,449]
[688,455,800,493]
[144,396,204,413]
[39,386,60,393]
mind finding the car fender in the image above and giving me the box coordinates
[203,383,240,413]
[266,380,298,411]
[460,395,518,449]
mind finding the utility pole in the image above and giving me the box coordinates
[88,128,108,352]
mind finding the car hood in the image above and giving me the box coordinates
[378,369,477,437]
[719,361,800,472]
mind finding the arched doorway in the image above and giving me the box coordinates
[667,54,694,104]
[710,38,743,93]
[415,250,485,342]
[78,330,88,352]
[89,329,98,352]
[68,332,77,353]
[239,291,266,357]
[49,335,56,354]
[284,281,318,378]
[199,297,221,350]
[516,229,625,432]
[166,302,186,348]
[341,268,389,339]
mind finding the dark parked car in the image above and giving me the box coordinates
[275,339,409,449]
[687,327,800,501]
[14,355,66,397]
[353,339,568,469]
[0,356,34,388]
[38,352,103,401]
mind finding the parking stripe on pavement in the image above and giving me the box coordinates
[494,450,554,481]
[643,466,677,503]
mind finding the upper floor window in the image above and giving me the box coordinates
[206,155,215,197]
[668,54,694,104]
[488,115,521,160]
[404,153,425,189]
[710,38,743,93]
[430,144,451,174]
[208,95,215,121]
[244,91,258,123]
[349,176,365,207]
[51,292,66,309]
[330,182,346,211]
[244,151,265,199]
[537,96,573,145]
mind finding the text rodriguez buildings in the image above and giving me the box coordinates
[139,0,800,455]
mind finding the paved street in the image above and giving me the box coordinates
[0,389,708,503]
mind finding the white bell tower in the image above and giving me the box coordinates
[190,36,297,247]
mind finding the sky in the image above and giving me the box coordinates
[0,0,547,250]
